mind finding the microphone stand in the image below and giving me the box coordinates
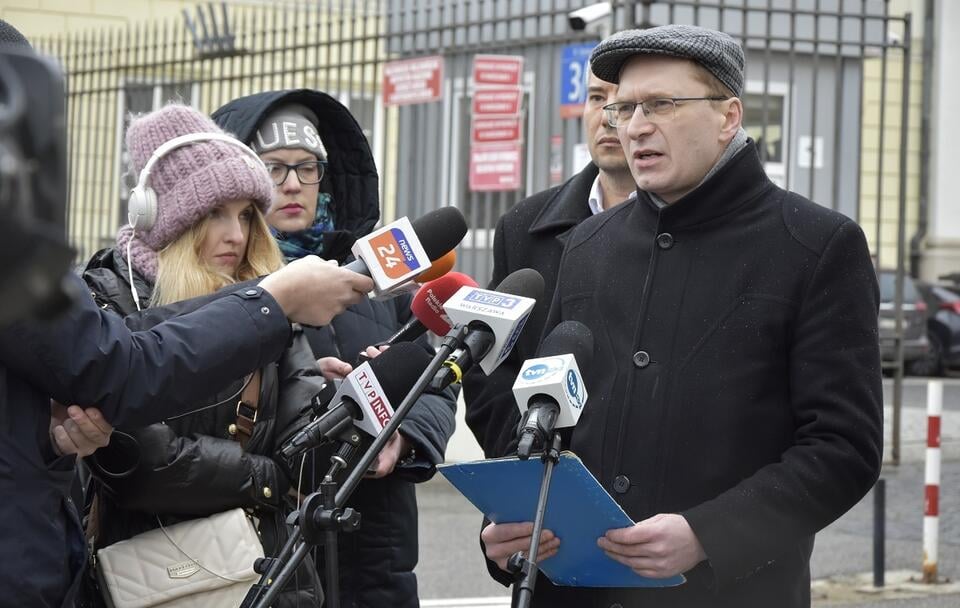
[248,324,469,608]
[508,432,562,608]
[243,419,362,608]
[334,323,467,507]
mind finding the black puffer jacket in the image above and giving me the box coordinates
[214,90,459,608]
[81,249,325,607]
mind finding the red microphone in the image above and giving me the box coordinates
[386,272,479,344]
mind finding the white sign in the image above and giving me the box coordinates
[571,142,591,178]
[798,135,824,169]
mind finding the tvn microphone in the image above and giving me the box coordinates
[280,342,432,459]
[370,249,459,302]
[430,268,544,391]
[345,207,467,296]
[514,320,593,459]
[384,272,479,345]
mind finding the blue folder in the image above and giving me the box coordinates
[438,452,685,588]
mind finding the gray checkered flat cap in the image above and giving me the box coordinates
[591,25,744,97]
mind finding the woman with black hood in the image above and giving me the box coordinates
[213,90,458,608]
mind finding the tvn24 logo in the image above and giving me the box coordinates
[370,228,422,279]
[521,358,565,381]
[566,370,585,409]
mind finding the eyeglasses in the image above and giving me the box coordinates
[602,97,730,128]
[263,160,327,186]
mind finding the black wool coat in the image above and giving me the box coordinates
[531,143,883,608]
[462,162,597,458]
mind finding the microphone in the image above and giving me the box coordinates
[345,207,467,296]
[415,249,456,283]
[430,268,544,391]
[513,321,593,459]
[280,342,433,459]
[384,272,479,345]
[370,249,458,302]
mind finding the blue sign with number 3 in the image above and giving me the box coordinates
[560,42,598,107]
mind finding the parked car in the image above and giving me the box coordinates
[914,280,960,376]
[877,270,930,374]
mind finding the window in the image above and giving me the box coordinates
[741,83,789,188]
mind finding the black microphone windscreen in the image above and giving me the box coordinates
[366,341,434,403]
[494,268,545,302]
[411,207,468,261]
[538,320,594,376]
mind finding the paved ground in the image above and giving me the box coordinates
[414,377,960,606]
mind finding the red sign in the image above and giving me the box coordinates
[383,56,443,107]
[559,104,585,119]
[473,54,524,87]
[472,117,522,143]
[469,142,523,192]
[472,88,522,115]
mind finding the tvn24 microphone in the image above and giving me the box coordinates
[429,268,544,391]
[513,320,593,459]
[346,207,467,296]
[384,272,479,345]
[280,342,433,459]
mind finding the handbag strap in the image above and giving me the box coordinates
[230,371,261,449]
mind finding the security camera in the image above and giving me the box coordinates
[568,2,612,31]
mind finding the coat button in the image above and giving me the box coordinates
[613,475,630,494]
[245,288,258,296]
[656,232,674,249]
[632,350,650,368]
[263,487,273,499]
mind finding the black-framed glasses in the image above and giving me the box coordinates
[263,160,327,186]
[602,97,730,128]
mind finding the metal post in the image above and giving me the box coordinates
[892,10,913,467]
[874,479,885,588]
[922,379,942,583]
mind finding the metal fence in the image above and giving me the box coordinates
[37,0,920,459]
[37,0,917,286]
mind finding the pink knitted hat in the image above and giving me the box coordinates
[116,104,274,281]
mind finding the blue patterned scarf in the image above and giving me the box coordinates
[271,192,335,261]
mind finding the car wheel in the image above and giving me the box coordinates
[907,332,944,377]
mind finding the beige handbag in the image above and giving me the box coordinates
[96,508,264,608]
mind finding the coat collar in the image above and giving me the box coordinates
[528,163,599,237]
[635,141,775,229]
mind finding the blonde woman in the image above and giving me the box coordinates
[80,104,323,607]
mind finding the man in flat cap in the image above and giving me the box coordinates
[482,24,882,607]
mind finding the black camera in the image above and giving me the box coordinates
[0,46,75,326]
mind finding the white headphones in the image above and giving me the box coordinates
[125,131,267,311]
[127,131,267,231]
